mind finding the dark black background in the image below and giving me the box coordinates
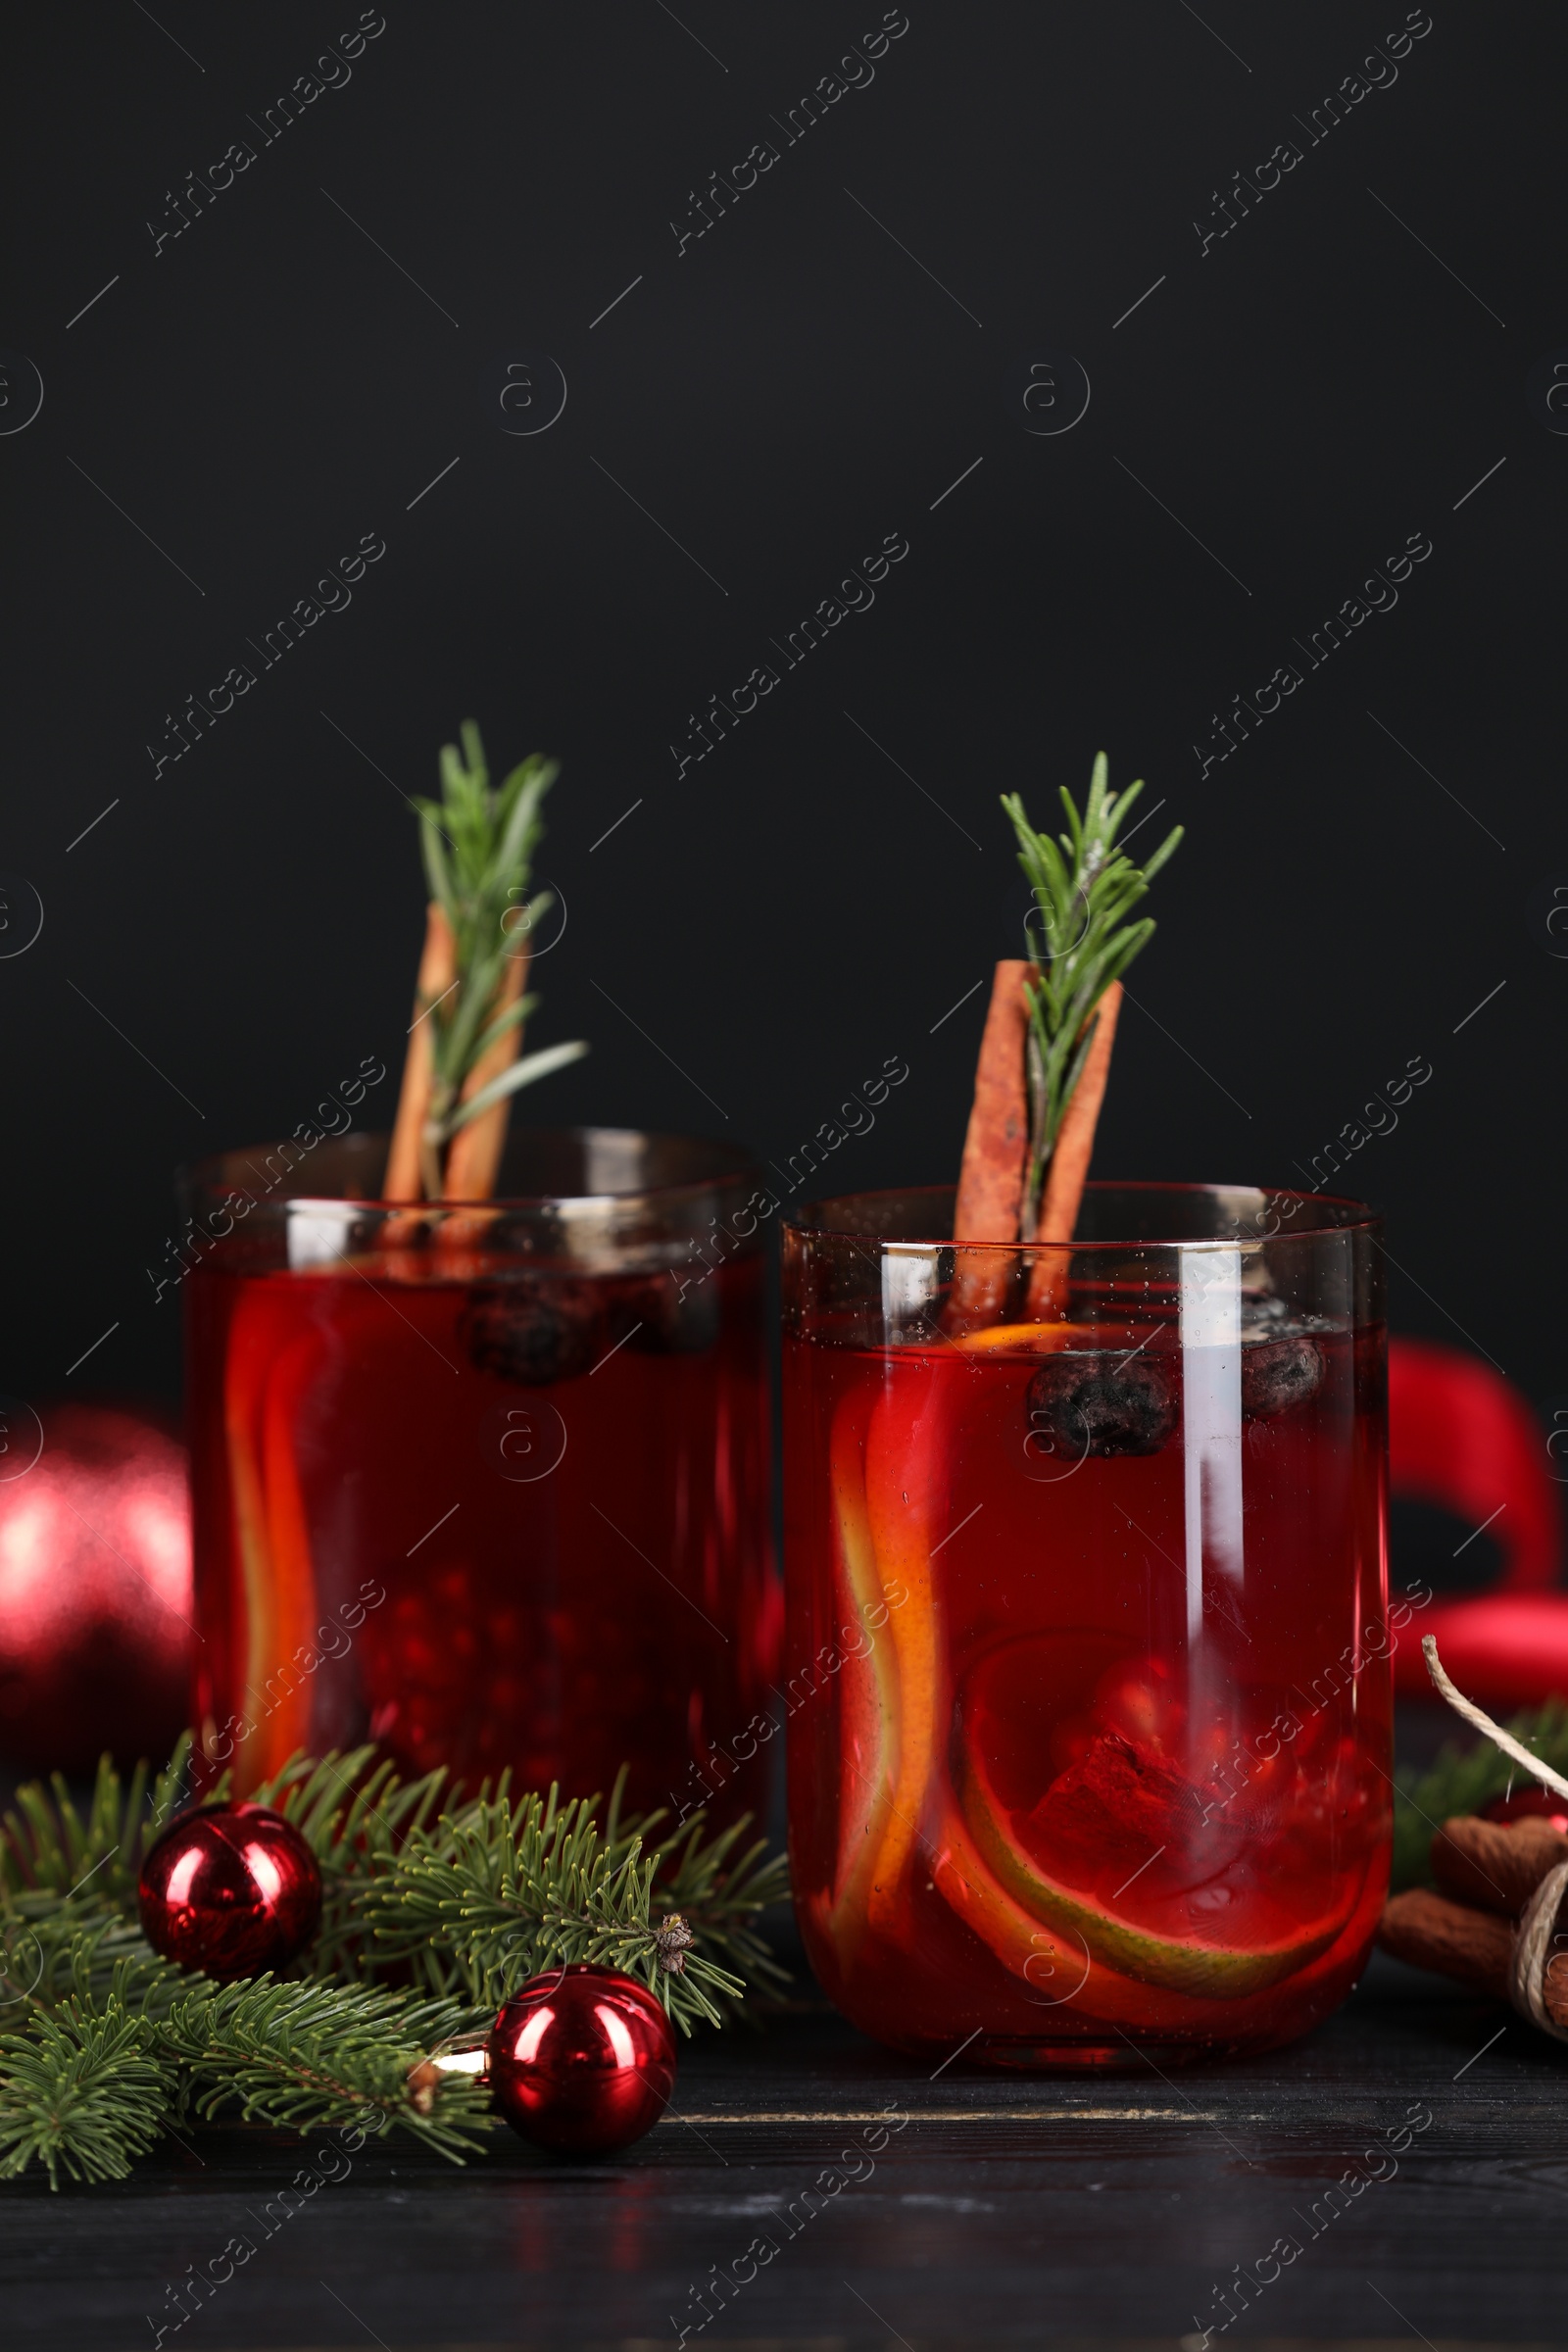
[3,0,1563,1425]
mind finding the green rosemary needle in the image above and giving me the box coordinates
[1003,754,1183,1227]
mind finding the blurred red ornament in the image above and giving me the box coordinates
[137,1802,321,1980]
[0,1401,192,1771]
[488,1965,676,2155]
[1481,1788,1568,1835]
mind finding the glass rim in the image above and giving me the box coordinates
[182,1125,762,1217]
[784,1178,1381,1250]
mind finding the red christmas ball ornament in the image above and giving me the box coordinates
[488,1965,677,2155]
[1481,1788,1568,1835]
[0,1401,191,1771]
[138,1803,321,1981]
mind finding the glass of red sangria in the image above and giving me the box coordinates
[184,1128,775,1822]
[783,1181,1390,2067]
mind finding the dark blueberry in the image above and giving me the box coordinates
[626,1273,720,1357]
[1025,1352,1178,1459]
[461,1279,604,1385]
[1241,1335,1323,1420]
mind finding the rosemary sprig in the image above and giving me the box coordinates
[411,721,589,1198]
[1003,755,1183,1225]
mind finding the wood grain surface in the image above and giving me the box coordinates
[5,1955,1566,2349]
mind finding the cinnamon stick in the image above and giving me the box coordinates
[1025,980,1122,1319]
[1378,1886,1514,2000]
[443,939,530,1200]
[950,959,1033,1325]
[951,967,1127,1328]
[1380,1848,1568,2038]
[1430,1813,1568,1919]
[953,959,1033,1244]
[384,903,456,1201]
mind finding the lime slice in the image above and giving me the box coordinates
[932,1796,1228,2033]
[956,1739,1355,1997]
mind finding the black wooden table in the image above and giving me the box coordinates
[6,1954,1565,2351]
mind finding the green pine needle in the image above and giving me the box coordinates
[1004,753,1183,1224]
[410,722,589,1195]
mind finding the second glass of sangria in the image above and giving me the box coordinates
[783,1182,1391,2068]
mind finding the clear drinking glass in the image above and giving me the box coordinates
[183,1129,776,1823]
[782,1182,1390,2068]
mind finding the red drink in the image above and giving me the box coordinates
[784,1184,1391,2067]
[185,1131,776,1822]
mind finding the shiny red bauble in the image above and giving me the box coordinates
[1481,1788,1568,1835]
[0,1402,192,1770]
[137,1803,321,1981]
[488,1965,677,2155]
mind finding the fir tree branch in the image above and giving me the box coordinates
[365,1790,748,2031]
[0,1906,173,2022]
[159,1977,492,2161]
[0,1969,176,2187]
[0,1743,787,2185]
[230,1749,790,2015]
[1004,756,1183,1225]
